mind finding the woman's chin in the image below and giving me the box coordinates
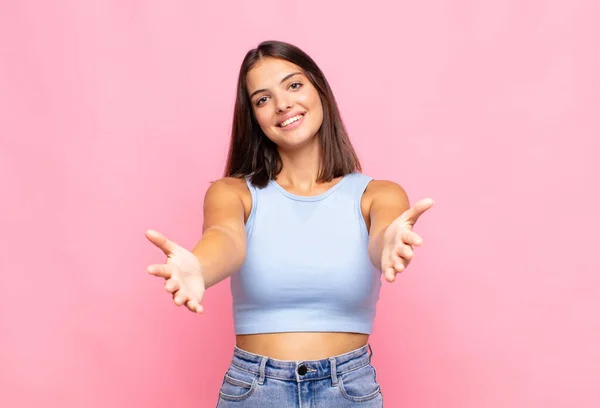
[277,134,319,151]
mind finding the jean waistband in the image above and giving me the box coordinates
[229,344,373,383]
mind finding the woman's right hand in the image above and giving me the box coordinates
[145,229,205,314]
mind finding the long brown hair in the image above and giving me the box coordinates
[224,40,361,187]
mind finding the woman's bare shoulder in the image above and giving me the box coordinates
[208,176,249,193]
[363,179,407,199]
[206,176,252,220]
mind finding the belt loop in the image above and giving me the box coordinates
[329,357,338,386]
[368,343,373,363]
[257,356,267,385]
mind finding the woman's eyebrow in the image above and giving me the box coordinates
[249,72,303,99]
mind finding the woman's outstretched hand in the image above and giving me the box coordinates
[145,229,205,314]
[381,198,434,283]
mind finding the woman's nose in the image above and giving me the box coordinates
[275,95,292,112]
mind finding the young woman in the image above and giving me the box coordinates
[146,40,434,407]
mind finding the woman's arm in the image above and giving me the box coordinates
[367,180,411,270]
[191,178,247,289]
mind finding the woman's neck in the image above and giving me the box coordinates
[276,138,322,189]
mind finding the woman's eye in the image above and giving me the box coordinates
[256,96,268,106]
[289,82,303,90]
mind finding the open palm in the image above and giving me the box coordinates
[145,229,205,313]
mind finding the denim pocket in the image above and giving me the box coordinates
[218,366,258,402]
[338,364,381,403]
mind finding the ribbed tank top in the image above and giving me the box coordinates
[230,172,382,335]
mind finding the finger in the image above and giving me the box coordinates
[164,278,180,294]
[393,261,406,273]
[380,247,393,281]
[186,299,204,314]
[145,229,177,256]
[147,264,172,279]
[400,198,435,225]
[383,258,401,281]
[395,245,414,262]
[401,230,423,246]
[382,247,402,282]
[384,267,396,283]
[392,250,408,271]
[173,290,187,307]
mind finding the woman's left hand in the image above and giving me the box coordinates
[380,198,434,282]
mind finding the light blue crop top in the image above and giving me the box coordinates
[230,172,382,335]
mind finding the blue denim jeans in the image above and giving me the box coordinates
[216,344,383,407]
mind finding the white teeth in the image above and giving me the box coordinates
[280,115,303,127]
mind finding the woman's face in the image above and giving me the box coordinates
[246,57,324,150]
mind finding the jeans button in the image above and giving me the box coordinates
[297,365,308,375]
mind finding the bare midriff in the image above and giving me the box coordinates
[235,332,369,361]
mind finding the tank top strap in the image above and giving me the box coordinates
[337,172,374,197]
[244,175,258,199]
[335,172,373,237]
[244,176,260,235]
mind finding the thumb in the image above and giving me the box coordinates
[145,229,178,256]
[399,198,435,225]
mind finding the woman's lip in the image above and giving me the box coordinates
[277,112,305,127]
[278,113,305,131]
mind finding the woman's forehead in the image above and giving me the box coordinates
[246,58,303,89]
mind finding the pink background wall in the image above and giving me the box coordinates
[1,1,599,407]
